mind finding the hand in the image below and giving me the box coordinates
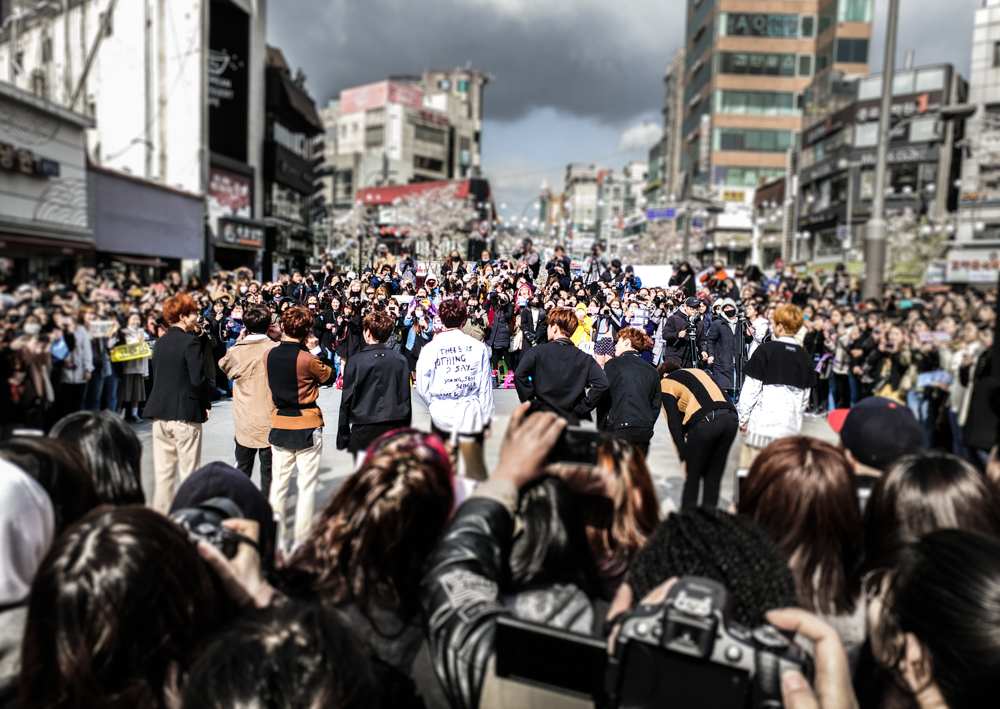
[305,335,319,351]
[197,519,281,609]
[493,402,567,490]
[707,356,715,365]
[739,423,748,433]
[766,608,859,709]
[205,409,211,421]
[680,461,687,481]
[83,371,92,381]
[678,329,687,338]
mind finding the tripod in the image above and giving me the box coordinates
[733,313,749,404]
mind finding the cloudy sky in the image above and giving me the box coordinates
[269,0,983,220]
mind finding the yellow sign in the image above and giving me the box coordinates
[721,189,746,203]
[110,342,152,363]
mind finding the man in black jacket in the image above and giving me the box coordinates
[703,298,744,400]
[661,297,704,367]
[544,245,571,290]
[598,327,661,455]
[337,310,412,458]
[514,307,608,424]
[144,293,212,514]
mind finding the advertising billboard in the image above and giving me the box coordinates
[208,0,250,161]
[208,168,252,219]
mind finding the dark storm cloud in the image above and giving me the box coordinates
[268,0,683,123]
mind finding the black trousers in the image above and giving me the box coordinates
[682,410,738,510]
[608,426,654,457]
[234,439,273,499]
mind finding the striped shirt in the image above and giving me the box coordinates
[660,368,736,461]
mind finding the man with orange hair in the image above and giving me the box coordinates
[265,305,334,546]
[736,303,815,467]
[144,293,212,513]
[514,307,608,425]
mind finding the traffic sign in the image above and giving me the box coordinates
[646,207,677,221]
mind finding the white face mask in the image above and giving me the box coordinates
[240,286,248,294]
[23,323,41,336]
[612,307,622,315]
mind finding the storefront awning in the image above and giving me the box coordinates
[0,233,95,256]
[109,254,170,267]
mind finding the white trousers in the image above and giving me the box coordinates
[269,428,323,547]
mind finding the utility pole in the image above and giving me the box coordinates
[861,0,900,301]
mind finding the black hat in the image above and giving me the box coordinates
[828,397,924,471]
[685,297,701,308]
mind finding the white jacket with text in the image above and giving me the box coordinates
[416,329,495,435]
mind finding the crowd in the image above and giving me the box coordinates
[0,239,999,709]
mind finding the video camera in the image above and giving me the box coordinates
[496,576,813,709]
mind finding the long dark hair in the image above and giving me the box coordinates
[182,601,376,709]
[281,435,453,621]
[863,451,1000,572]
[0,437,101,533]
[18,507,227,709]
[738,436,861,615]
[49,411,145,506]
[874,529,1000,709]
[508,477,602,599]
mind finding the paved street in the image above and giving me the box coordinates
[136,387,838,525]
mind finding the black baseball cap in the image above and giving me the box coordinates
[685,297,701,308]
[828,397,924,471]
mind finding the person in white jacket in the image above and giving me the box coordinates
[736,304,815,468]
[416,298,494,480]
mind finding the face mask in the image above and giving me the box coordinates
[240,286,248,294]
[23,323,40,336]
[530,301,540,308]
[308,304,317,310]
[231,312,243,321]
[723,309,736,319]
[587,308,598,316]
[612,307,622,315]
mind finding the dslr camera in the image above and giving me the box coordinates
[606,577,813,708]
[170,497,259,560]
[495,576,812,709]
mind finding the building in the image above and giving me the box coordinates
[0,0,268,279]
[260,46,323,277]
[391,68,490,179]
[538,180,566,242]
[563,163,598,260]
[681,0,874,258]
[797,62,966,266]
[953,0,1000,284]
[0,81,94,282]
[597,161,648,255]
[645,49,685,208]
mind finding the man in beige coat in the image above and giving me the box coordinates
[219,305,278,496]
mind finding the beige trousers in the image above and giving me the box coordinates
[738,442,764,469]
[152,419,204,514]
[270,429,323,546]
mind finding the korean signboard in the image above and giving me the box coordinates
[726,13,799,38]
[208,0,250,162]
[946,249,1000,284]
[341,81,423,115]
[218,217,264,249]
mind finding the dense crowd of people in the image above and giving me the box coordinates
[0,239,999,709]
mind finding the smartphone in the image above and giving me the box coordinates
[733,467,750,506]
[546,426,602,466]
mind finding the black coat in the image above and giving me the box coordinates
[337,343,412,449]
[661,310,701,366]
[514,338,609,424]
[598,351,661,434]
[704,318,739,390]
[486,297,514,349]
[143,326,212,422]
[336,314,364,360]
[520,307,544,347]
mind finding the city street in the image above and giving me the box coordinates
[135,387,838,525]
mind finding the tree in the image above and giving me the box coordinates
[885,208,954,283]
[393,184,482,260]
[621,221,703,267]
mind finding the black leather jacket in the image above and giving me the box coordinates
[420,495,513,709]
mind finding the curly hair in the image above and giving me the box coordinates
[627,508,798,627]
[280,306,314,340]
[438,298,468,329]
[616,327,650,352]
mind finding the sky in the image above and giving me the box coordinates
[268,0,985,222]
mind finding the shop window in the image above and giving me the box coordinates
[915,67,946,92]
[414,156,444,172]
[889,163,919,195]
